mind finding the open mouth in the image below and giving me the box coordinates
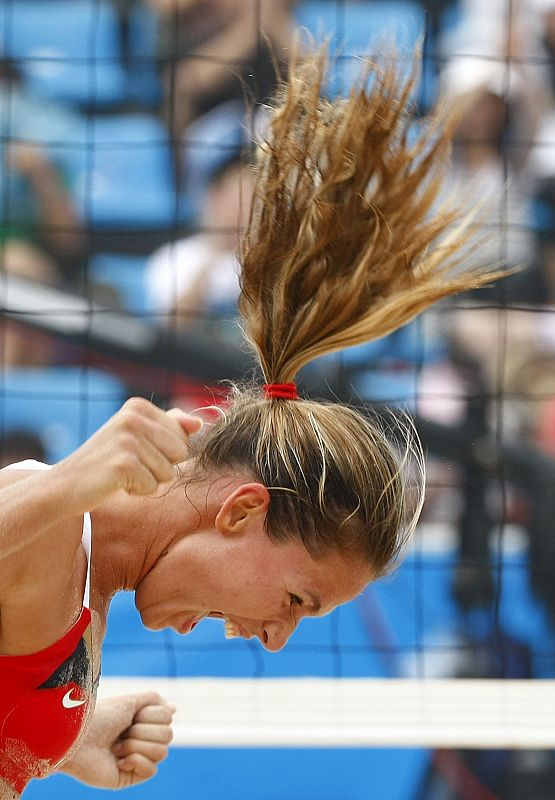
[181,611,250,639]
[209,611,246,639]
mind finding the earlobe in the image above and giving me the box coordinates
[215,483,270,536]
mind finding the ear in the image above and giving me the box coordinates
[215,483,270,536]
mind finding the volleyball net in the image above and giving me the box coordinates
[3,0,555,798]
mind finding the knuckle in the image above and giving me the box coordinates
[168,436,190,462]
[123,396,154,414]
[115,450,140,479]
[146,743,169,762]
[118,739,136,756]
[156,745,170,763]
[159,708,174,726]
[125,753,157,777]
[161,727,173,745]
[135,706,173,725]
[127,753,146,772]
[137,725,173,744]
[118,409,146,435]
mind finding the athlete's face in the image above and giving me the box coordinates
[135,484,371,652]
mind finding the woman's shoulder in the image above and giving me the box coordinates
[0,462,86,605]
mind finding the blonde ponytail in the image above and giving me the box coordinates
[239,45,503,383]
[190,44,506,575]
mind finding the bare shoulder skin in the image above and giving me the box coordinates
[0,400,199,794]
[0,468,88,656]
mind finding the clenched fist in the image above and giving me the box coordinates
[62,692,175,789]
[50,397,203,515]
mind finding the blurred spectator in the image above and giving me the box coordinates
[528,0,555,302]
[523,195,555,303]
[332,316,446,409]
[0,57,86,367]
[438,69,540,292]
[441,0,552,86]
[433,1,555,327]
[0,240,61,367]
[0,58,86,275]
[149,0,295,169]
[146,152,255,337]
[437,1,555,457]
[531,0,555,96]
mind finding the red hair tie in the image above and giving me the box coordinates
[263,382,299,400]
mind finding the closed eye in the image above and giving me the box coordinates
[290,593,303,607]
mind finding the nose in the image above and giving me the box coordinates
[260,619,296,652]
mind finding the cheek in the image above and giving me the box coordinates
[199,545,284,612]
[227,570,267,603]
[223,569,279,616]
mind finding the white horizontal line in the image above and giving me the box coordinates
[98,677,555,749]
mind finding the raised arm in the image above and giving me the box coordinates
[0,398,202,564]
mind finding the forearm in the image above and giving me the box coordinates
[58,747,87,783]
[0,398,200,564]
[0,469,83,562]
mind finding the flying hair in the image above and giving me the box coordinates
[239,44,505,383]
[190,43,508,576]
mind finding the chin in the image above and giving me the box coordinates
[137,609,165,631]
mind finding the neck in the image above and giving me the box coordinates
[90,466,249,602]
[90,464,204,599]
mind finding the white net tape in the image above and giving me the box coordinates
[99,677,555,749]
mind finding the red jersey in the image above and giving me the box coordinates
[0,462,97,793]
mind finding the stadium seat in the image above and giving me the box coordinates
[295,0,426,52]
[294,0,435,105]
[66,113,178,229]
[0,0,127,108]
[87,253,150,314]
[125,3,163,108]
[0,367,125,463]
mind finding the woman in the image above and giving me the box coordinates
[0,47,504,797]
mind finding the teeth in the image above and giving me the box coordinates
[224,617,240,639]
